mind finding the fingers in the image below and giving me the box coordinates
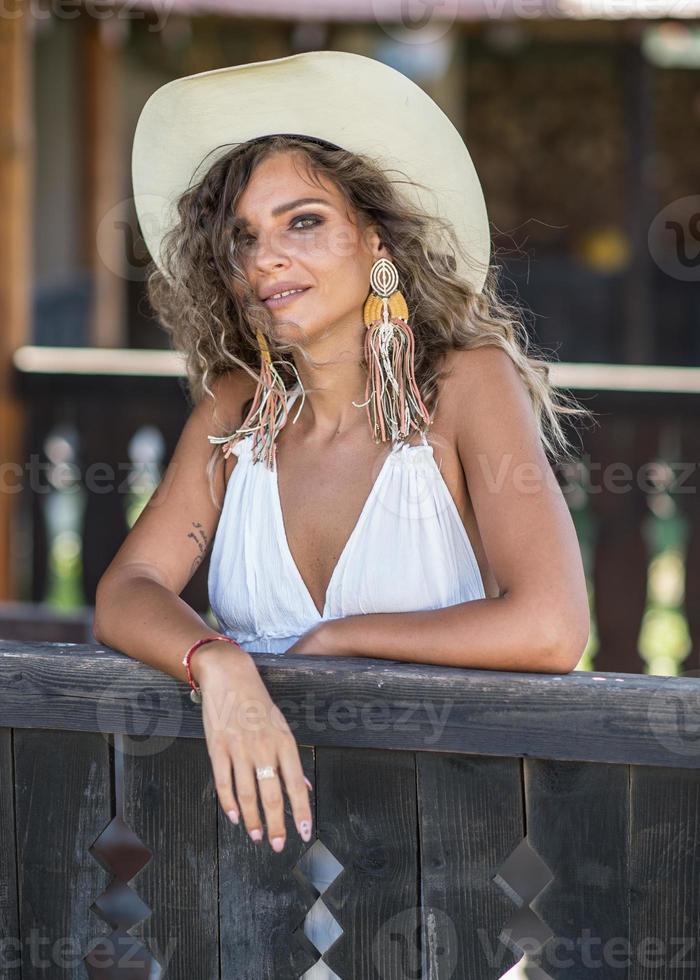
[277,741,314,844]
[255,761,289,852]
[231,753,266,844]
[218,745,313,852]
[210,743,240,825]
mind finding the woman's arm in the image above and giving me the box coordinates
[95,370,315,852]
[94,572,253,687]
[93,369,258,686]
[306,346,590,673]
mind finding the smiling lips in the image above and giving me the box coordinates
[263,287,311,308]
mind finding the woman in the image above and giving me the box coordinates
[94,52,591,877]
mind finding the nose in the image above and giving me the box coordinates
[252,227,290,274]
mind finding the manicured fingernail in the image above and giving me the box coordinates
[304,777,314,791]
[250,828,263,842]
[298,819,312,842]
[271,836,285,852]
[226,809,239,825]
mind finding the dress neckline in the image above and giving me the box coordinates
[272,386,429,620]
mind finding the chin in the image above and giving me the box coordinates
[273,307,353,348]
[271,314,310,345]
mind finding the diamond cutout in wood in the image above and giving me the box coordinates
[85,815,161,978]
[295,839,345,979]
[494,837,555,980]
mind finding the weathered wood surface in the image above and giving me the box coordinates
[525,759,630,979]
[418,753,524,978]
[0,728,21,980]
[13,728,112,978]
[1,641,699,768]
[2,641,700,978]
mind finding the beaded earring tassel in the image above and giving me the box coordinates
[357,258,431,442]
[207,329,296,469]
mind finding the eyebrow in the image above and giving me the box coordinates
[234,197,331,229]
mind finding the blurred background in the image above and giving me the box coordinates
[2,0,700,676]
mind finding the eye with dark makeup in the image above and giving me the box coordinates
[235,213,323,249]
[291,214,322,230]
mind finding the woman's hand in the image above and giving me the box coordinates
[191,642,313,852]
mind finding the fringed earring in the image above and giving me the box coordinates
[208,329,301,470]
[355,257,431,443]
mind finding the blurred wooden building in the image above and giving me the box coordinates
[2,0,700,673]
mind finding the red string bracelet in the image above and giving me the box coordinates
[183,634,242,704]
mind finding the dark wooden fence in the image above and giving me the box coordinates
[10,347,700,674]
[2,639,700,978]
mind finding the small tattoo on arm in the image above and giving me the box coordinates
[187,521,209,576]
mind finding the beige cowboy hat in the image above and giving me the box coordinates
[131,49,490,293]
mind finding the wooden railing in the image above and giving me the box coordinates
[11,346,700,674]
[2,640,700,978]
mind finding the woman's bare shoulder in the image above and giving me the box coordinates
[439,345,515,385]
[199,368,259,421]
[200,369,259,485]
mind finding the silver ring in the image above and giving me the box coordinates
[256,765,277,781]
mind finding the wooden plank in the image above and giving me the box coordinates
[218,744,317,978]
[419,753,524,978]
[0,601,93,642]
[13,345,187,377]
[319,746,418,980]
[14,728,112,978]
[525,759,630,980]
[629,765,700,979]
[121,734,219,978]
[4,642,700,768]
[0,728,21,980]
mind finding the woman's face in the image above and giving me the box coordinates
[232,150,388,346]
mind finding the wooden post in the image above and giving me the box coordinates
[80,13,128,348]
[620,23,656,364]
[0,4,32,600]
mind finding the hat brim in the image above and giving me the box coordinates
[131,49,490,293]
